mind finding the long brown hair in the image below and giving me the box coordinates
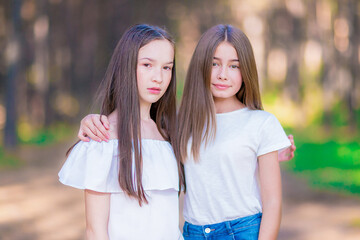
[68,24,184,205]
[177,24,263,163]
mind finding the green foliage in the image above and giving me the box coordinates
[0,123,75,169]
[0,147,22,169]
[287,141,360,170]
[284,133,360,195]
[176,73,185,101]
[356,108,360,129]
[262,90,281,106]
[330,101,350,127]
[18,123,74,146]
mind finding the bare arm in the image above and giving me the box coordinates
[78,114,110,142]
[258,151,282,240]
[278,135,296,162]
[85,190,111,240]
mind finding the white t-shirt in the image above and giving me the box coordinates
[183,107,291,225]
[59,139,183,240]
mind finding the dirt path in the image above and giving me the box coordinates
[1,141,360,239]
[279,171,360,240]
[0,140,85,240]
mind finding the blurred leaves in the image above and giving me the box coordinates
[17,122,74,145]
[0,0,359,195]
[284,137,360,194]
[0,146,21,169]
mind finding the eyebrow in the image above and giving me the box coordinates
[138,57,174,64]
[213,57,239,62]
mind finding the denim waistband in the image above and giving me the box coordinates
[183,213,262,237]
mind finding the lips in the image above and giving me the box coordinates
[147,87,161,94]
[213,84,230,90]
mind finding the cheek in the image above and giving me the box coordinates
[232,71,242,89]
[210,69,218,82]
[136,67,142,86]
[136,75,143,89]
[136,68,148,88]
[163,71,172,87]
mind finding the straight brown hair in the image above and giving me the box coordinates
[68,24,185,205]
[177,24,263,163]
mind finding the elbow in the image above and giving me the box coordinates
[263,197,282,211]
[86,227,94,240]
[86,226,108,240]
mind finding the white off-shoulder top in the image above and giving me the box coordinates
[58,139,183,240]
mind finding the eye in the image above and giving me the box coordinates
[230,65,240,69]
[212,62,219,67]
[143,63,151,68]
[163,66,172,70]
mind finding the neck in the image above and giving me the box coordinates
[213,96,245,114]
[139,101,152,121]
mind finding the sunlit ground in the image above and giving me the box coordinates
[280,171,360,240]
[1,138,360,240]
[0,141,85,240]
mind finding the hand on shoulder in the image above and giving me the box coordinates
[78,114,111,142]
[278,135,296,162]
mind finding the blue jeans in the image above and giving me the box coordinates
[183,213,262,240]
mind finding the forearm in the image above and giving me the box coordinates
[258,151,282,240]
[85,190,110,240]
[258,199,281,240]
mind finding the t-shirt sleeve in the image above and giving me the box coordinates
[257,113,291,157]
[58,140,123,193]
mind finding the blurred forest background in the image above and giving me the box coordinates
[0,0,360,239]
[1,0,360,192]
[0,0,359,185]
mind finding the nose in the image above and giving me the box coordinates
[218,66,228,80]
[152,68,163,84]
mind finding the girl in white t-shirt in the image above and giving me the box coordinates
[58,24,184,240]
[77,24,296,240]
[177,24,290,240]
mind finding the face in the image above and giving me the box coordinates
[137,39,174,106]
[210,41,242,102]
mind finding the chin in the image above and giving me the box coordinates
[212,93,231,99]
[148,97,162,104]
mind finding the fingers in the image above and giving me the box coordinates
[80,114,104,142]
[278,135,296,161]
[92,115,110,140]
[78,128,90,142]
[288,135,294,142]
[278,148,290,162]
[100,115,110,130]
[289,136,296,151]
[83,126,103,142]
[287,134,296,155]
[288,135,295,146]
[285,150,294,161]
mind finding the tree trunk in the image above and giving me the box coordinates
[347,0,359,130]
[4,0,22,149]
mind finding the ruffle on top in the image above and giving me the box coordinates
[58,139,179,193]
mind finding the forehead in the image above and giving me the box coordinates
[138,39,174,61]
[214,41,238,59]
